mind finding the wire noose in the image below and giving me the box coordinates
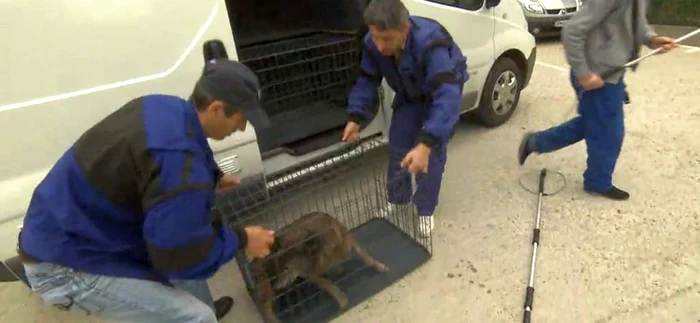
[518,169,567,196]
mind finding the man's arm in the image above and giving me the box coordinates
[347,45,383,125]
[640,11,658,47]
[141,149,244,280]
[561,0,620,78]
[418,45,466,149]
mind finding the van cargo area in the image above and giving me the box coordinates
[224,0,377,158]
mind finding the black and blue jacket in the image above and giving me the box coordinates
[348,16,469,150]
[18,95,245,284]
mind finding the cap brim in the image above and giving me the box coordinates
[241,100,271,129]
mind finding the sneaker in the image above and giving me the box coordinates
[585,186,630,201]
[419,215,434,238]
[214,296,234,320]
[518,132,535,166]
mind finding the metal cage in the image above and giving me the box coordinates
[237,32,362,153]
[215,139,433,323]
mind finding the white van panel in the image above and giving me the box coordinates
[492,0,537,58]
[0,0,263,223]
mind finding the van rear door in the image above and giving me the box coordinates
[0,0,264,226]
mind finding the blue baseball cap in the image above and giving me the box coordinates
[198,59,271,129]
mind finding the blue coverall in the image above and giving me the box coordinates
[531,71,626,192]
[347,16,468,216]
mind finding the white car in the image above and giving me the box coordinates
[518,0,585,38]
[0,0,535,262]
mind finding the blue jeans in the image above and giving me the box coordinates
[23,262,218,323]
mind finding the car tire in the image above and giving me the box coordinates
[475,57,523,127]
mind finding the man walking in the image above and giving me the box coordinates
[18,59,276,322]
[518,0,678,200]
[342,0,468,236]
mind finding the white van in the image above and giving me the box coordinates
[0,0,535,260]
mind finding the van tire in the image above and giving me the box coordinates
[475,57,523,127]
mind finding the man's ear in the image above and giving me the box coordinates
[207,100,226,115]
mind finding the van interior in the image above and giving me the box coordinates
[224,0,378,159]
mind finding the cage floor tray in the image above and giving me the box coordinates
[266,218,431,323]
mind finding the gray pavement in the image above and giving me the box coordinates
[1,41,699,323]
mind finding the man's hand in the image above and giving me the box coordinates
[341,121,360,144]
[577,72,605,91]
[400,144,431,174]
[217,174,240,192]
[649,36,679,53]
[244,226,275,259]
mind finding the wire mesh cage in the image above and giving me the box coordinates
[236,32,361,153]
[215,139,433,323]
[237,32,360,116]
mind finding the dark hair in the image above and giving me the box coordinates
[188,80,238,117]
[363,0,410,31]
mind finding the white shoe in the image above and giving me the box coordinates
[419,215,434,238]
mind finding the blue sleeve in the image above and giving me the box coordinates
[141,149,244,280]
[418,45,466,149]
[347,44,383,124]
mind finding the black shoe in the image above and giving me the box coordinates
[518,132,534,166]
[214,296,234,320]
[585,186,630,201]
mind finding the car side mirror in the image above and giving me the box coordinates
[485,0,501,8]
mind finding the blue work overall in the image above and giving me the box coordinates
[347,16,468,216]
[531,71,626,192]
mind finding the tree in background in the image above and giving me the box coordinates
[648,0,700,27]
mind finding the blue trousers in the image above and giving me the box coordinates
[386,102,448,216]
[531,71,626,192]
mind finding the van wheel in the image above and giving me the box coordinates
[475,57,523,127]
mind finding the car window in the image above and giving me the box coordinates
[426,0,484,11]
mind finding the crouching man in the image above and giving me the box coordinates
[18,60,276,322]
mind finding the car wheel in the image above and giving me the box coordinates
[475,57,523,127]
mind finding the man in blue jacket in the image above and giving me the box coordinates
[18,60,275,322]
[342,0,468,237]
[517,0,677,201]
